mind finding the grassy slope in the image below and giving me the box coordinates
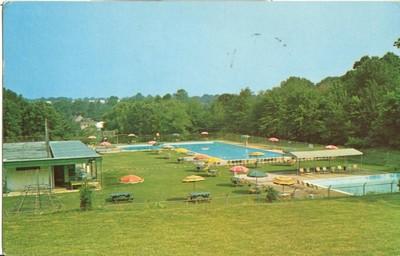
[4,149,400,255]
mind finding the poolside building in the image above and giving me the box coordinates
[3,140,102,192]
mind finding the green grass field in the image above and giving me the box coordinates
[3,147,400,255]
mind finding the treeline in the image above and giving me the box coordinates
[3,89,81,140]
[103,53,400,148]
[3,52,400,148]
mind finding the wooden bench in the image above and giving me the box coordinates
[106,192,134,203]
[186,192,211,203]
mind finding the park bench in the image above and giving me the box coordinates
[105,192,134,203]
[186,192,211,203]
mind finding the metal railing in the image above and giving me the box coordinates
[325,180,400,197]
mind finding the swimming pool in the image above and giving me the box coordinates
[120,141,283,160]
[307,173,400,196]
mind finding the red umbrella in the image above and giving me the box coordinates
[99,141,112,147]
[230,166,249,174]
[194,154,209,160]
[325,145,338,150]
[120,175,144,184]
[268,137,279,142]
[148,140,157,145]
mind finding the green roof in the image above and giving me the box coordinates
[3,142,49,161]
[3,140,99,163]
[49,141,98,158]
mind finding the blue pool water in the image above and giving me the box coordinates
[307,173,400,195]
[120,141,283,160]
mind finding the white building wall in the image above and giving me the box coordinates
[6,167,50,191]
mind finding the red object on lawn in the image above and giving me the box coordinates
[100,141,112,147]
[325,145,339,150]
[230,166,249,174]
[148,140,157,145]
[120,175,144,184]
[268,137,279,142]
[194,154,209,160]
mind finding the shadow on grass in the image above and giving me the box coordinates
[231,189,251,195]
[166,197,187,201]
[216,183,234,187]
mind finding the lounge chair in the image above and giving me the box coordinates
[299,168,305,175]
[322,166,327,173]
[315,167,321,174]
[330,166,336,173]
[337,165,343,172]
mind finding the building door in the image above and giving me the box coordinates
[53,166,65,187]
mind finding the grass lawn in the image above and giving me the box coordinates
[3,148,400,255]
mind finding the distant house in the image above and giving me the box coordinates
[3,141,102,192]
[95,121,105,130]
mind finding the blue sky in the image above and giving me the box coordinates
[4,2,400,99]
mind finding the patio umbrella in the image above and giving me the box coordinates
[268,137,279,142]
[128,133,136,137]
[99,141,112,147]
[249,152,264,157]
[148,140,157,145]
[325,145,338,150]
[247,170,267,187]
[200,131,209,135]
[230,166,249,175]
[120,175,144,184]
[175,148,189,154]
[182,175,205,190]
[273,176,295,193]
[206,157,222,165]
[194,154,209,160]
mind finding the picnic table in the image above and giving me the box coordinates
[186,192,211,203]
[106,192,134,203]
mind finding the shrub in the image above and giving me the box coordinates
[265,186,279,203]
[80,180,93,211]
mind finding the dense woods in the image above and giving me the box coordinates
[3,52,400,148]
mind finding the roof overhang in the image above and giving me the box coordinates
[289,148,363,159]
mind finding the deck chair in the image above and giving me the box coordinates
[299,168,305,175]
[337,165,343,172]
[315,167,321,174]
[330,166,336,173]
[322,166,327,173]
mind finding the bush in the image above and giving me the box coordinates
[80,180,93,211]
[265,186,279,203]
[345,137,368,148]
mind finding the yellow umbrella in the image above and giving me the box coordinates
[182,175,205,191]
[175,148,189,154]
[273,176,296,192]
[206,157,222,164]
[249,152,264,157]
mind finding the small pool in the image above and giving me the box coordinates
[307,173,400,196]
[120,141,283,160]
